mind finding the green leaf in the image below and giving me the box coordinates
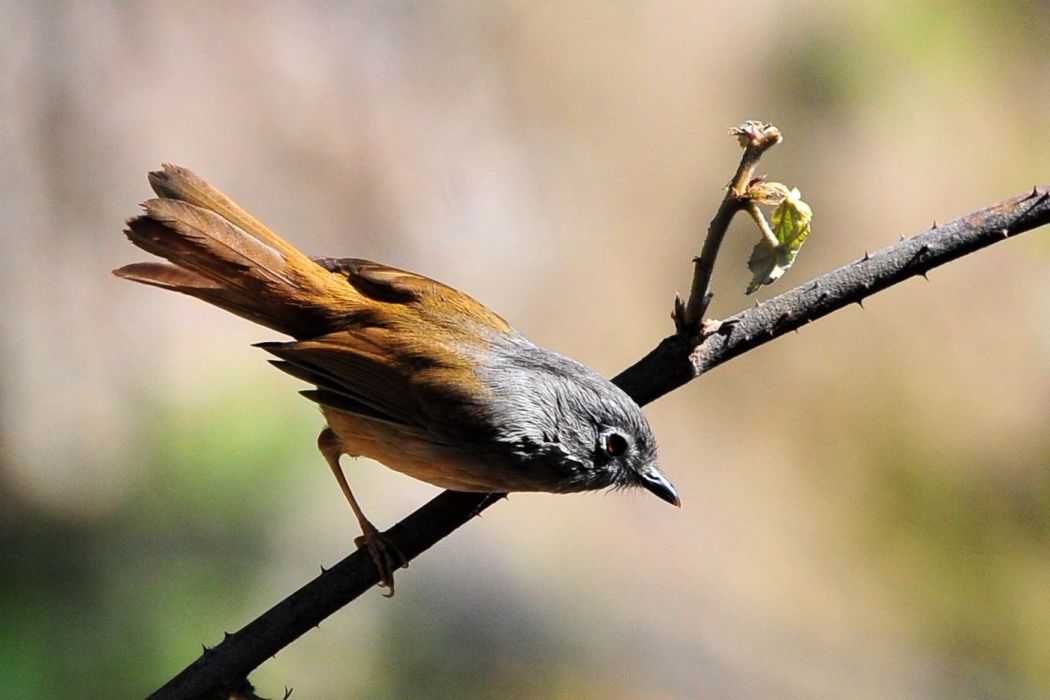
[746,187,812,294]
[771,187,812,249]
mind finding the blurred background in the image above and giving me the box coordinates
[2,2,1048,698]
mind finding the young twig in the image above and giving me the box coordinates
[675,121,783,337]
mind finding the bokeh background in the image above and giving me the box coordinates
[2,2,1048,698]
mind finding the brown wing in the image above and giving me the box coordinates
[259,324,496,444]
[254,258,515,438]
[259,328,421,427]
[313,257,513,335]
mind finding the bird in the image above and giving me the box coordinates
[115,164,679,593]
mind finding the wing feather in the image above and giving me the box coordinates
[313,257,513,335]
[258,332,425,428]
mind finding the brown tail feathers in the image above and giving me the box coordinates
[114,164,354,338]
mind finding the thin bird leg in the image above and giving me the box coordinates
[317,428,406,596]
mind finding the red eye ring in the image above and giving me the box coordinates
[605,432,628,457]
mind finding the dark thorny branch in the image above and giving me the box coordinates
[148,124,1050,699]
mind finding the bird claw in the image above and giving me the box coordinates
[354,524,407,597]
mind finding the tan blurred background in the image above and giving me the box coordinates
[2,2,1048,698]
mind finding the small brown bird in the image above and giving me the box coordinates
[115,165,679,593]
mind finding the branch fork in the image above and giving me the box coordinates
[675,121,784,338]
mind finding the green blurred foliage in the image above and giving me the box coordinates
[863,431,1050,695]
[0,376,315,697]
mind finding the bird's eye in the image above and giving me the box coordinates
[604,432,629,457]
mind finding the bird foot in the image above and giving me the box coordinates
[354,523,408,597]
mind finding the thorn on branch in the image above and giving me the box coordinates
[908,244,932,267]
[719,317,741,334]
[857,298,865,309]
[700,318,723,335]
[862,250,871,261]
[932,220,938,229]
[471,492,508,518]
[672,292,690,336]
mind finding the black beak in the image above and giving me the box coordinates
[640,468,680,507]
